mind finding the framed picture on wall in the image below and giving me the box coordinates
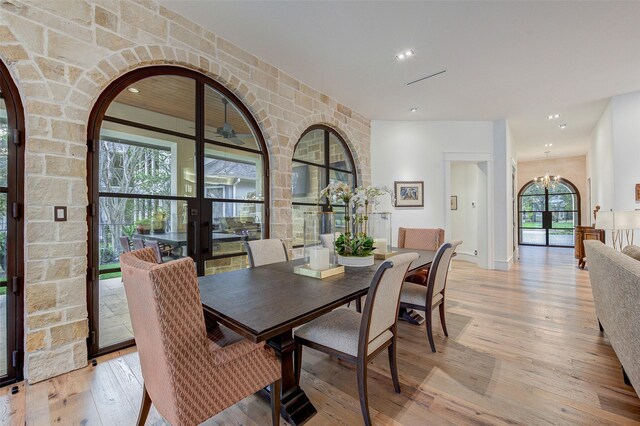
[394,181,424,207]
[636,183,640,202]
[451,195,458,210]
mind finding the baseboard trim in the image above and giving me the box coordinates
[494,255,514,271]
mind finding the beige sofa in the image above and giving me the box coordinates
[584,240,640,391]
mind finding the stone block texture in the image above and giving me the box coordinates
[0,0,371,382]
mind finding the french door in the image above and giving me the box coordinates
[0,60,24,385]
[87,67,268,356]
[518,179,580,247]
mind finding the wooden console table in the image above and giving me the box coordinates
[575,225,605,269]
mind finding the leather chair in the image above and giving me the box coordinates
[400,240,461,352]
[120,248,282,425]
[294,252,419,426]
[245,239,288,267]
[397,227,445,285]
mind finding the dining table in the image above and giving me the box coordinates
[198,248,435,425]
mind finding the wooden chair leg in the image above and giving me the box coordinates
[137,384,152,426]
[598,318,604,332]
[426,314,436,353]
[270,379,281,426]
[357,361,372,426]
[388,340,401,393]
[294,342,303,385]
[439,302,449,337]
[355,297,362,313]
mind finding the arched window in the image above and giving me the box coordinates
[87,67,268,355]
[291,125,356,246]
[0,59,25,385]
[518,178,580,247]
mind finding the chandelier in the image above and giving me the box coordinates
[535,151,560,190]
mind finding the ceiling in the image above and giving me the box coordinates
[161,1,640,159]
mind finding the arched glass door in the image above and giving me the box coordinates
[518,179,580,247]
[88,67,269,356]
[0,60,24,385]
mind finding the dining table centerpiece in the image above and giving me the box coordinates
[320,183,393,267]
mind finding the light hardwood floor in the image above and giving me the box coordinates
[2,246,639,425]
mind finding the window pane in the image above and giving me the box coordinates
[329,133,352,171]
[520,212,543,228]
[212,202,264,257]
[204,143,264,201]
[292,204,322,246]
[522,183,544,195]
[551,211,577,229]
[106,75,195,136]
[549,229,574,246]
[548,194,577,211]
[205,86,259,151]
[520,228,546,245]
[0,95,7,188]
[294,129,325,165]
[99,122,196,197]
[0,192,5,376]
[293,162,325,204]
[99,273,133,347]
[98,197,189,270]
[548,182,573,194]
[205,255,249,275]
[520,195,545,211]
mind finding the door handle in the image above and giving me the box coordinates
[191,220,197,256]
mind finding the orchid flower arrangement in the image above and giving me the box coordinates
[319,183,394,257]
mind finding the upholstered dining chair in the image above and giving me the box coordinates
[245,238,288,267]
[397,227,445,285]
[400,240,462,352]
[119,236,131,253]
[294,252,419,426]
[120,248,282,426]
[131,237,145,251]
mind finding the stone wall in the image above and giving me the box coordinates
[0,0,371,383]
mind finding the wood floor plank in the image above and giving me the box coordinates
[2,245,638,425]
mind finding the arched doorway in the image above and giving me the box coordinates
[0,59,25,385]
[87,66,269,356]
[518,178,580,247]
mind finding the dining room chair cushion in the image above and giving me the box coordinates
[404,269,428,285]
[400,282,443,307]
[246,239,288,267]
[294,307,393,357]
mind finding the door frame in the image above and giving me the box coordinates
[0,59,25,386]
[86,66,270,357]
[517,178,581,248]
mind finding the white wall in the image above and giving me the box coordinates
[451,162,479,257]
[587,101,614,213]
[611,92,640,213]
[371,120,514,269]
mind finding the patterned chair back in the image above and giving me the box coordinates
[397,227,445,250]
[360,252,419,356]
[245,239,288,267]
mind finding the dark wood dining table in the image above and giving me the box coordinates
[198,248,435,425]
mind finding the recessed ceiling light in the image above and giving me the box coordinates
[410,107,418,112]
[127,87,140,93]
[396,49,415,60]
[559,124,567,129]
[544,143,553,147]
[548,114,560,119]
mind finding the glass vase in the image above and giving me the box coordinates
[303,212,338,271]
[369,212,393,256]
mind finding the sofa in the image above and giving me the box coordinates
[584,240,640,391]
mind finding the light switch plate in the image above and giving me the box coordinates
[54,206,67,222]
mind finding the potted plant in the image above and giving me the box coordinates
[320,183,393,267]
[151,209,167,234]
[135,218,151,234]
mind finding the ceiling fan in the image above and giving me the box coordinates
[211,97,247,146]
